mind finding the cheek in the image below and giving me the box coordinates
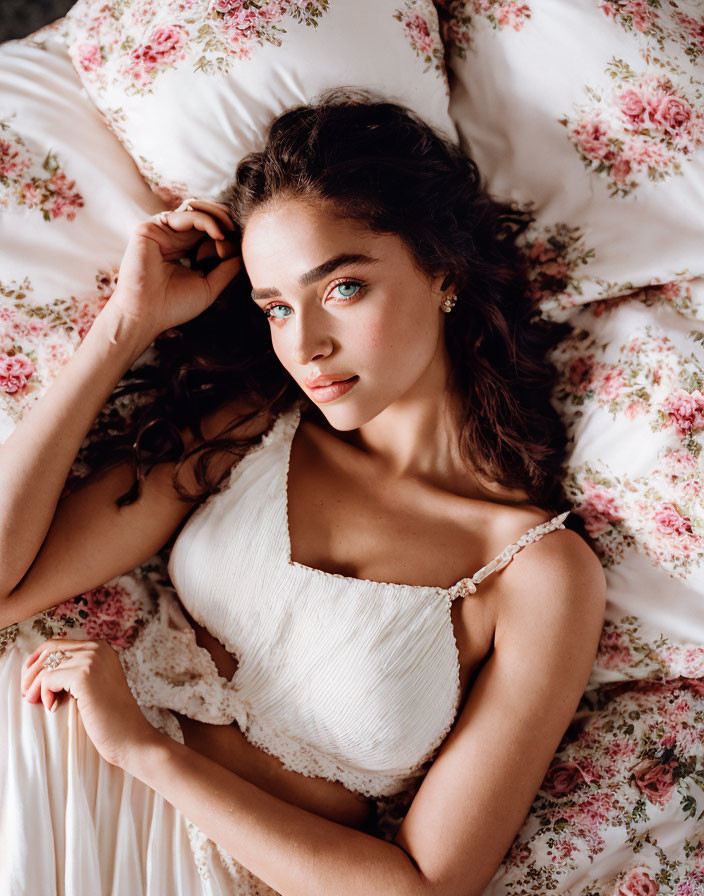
[365,300,437,363]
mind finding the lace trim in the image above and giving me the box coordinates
[237,713,438,800]
[120,586,250,731]
[447,510,571,601]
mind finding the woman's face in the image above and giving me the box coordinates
[242,197,451,431]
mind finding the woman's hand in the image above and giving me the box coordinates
[21,638,159,769]
[109,198,243,340]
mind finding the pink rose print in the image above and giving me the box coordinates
[564,65,704,195]
[652,502,693,537]
[651,94,693,139]
[404,14,435,55]
[675,13,704,56]
[572,118,617,164]
[680,649,704,678]
[124,24,188,87]
[631,757,678,806]
[661,449,698,480]
[598,366,626,400]
[662,389,704,436]
[0,352,35,394]
[598,628,633,669]
[577,479,623,538]
[618,866,659,896]
[76,41,102,72]
[0,137,31,181]
[541,760,597,796]
[495,3,530,30]
[619,88,646,123]
[49,583,143,649]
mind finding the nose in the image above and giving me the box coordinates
[292,308,333,366]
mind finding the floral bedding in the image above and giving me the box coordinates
[1,3,703,893]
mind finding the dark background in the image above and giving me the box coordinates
[0,0,75,43]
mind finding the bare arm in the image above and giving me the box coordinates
[0,201,240,614]
[0,306,153,601]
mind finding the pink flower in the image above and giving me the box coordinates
[541,761,596,796]
[505,838,531,865]
[661,449,698,479]
[675,13,704,52]
[495,3,531,29]
[631,757,678,806]
[598,366,626,400]
[150,24,185,55]
[651,93,693,137]
[0,352,35,394]
[623,138,673,170]
[49,584,143,649]
[653,502,693,536]
[128,23,187,81]
[611,156,633,184]
[618,866,659,896]
[619,88,646,124]
[598,629,633,669]
[573,118,616,163]
[662,389,704,436]
[76,41,102,72]
[624,400,645,420]
[681,649,704,678]
[577,481,623,538]
[404,15,435,55]
[583,480,622,516]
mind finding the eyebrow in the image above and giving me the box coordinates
[250,253,379,301]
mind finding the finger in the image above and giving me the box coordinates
[162,210,226,241]
[41,674,60,713]
[204,256,243,300]
[175,199,234,233]
[23,637,90,668]
[215,238,240,259]
[22,640,90,693]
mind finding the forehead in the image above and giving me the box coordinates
[241,198,403,279]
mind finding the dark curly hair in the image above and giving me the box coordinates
[99,88,575,520]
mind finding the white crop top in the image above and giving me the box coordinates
[120,402,570,800]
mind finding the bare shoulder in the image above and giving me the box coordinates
[496,518,606,650]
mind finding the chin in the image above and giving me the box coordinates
[314,397,387,432]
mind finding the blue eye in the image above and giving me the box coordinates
[332,281,361,299]
[264,304,292,321]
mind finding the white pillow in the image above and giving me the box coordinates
[63,0,457,200]
[437,0,704,310]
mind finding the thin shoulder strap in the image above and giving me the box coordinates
[447,510,571,601]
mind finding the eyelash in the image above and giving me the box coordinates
[262,279,366,322]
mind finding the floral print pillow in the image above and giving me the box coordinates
[61,0,456,201]
[435,0,704,310]
[0,30,166,655]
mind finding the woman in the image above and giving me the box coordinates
[0,92,605,895]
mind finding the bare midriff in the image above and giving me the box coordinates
[174,609,375,831]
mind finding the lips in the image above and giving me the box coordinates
[304,373,357,389]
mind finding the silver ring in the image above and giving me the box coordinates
[155,211,170,224]
[42,650,72,671]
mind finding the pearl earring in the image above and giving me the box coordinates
[440,293,458,313]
